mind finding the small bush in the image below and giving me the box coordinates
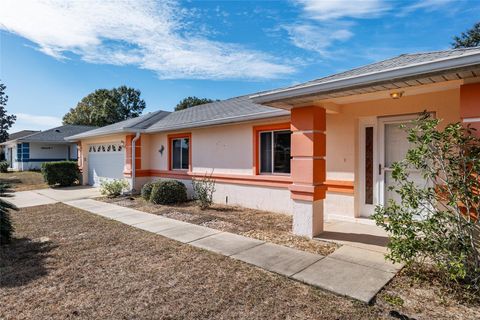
[141,182,154,201]
[41,161,80,187]
[0,183,17,245]
[192,172,216,210]
[0,161,8,173]
[150,179,187,205]
[100,179,129,197]
[372,112,480,293]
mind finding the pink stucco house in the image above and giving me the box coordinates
[67,47,480,238]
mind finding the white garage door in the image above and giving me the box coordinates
[88,143,125,187]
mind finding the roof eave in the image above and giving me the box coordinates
[65,127,146,141]
[251,52,480,104]
[145,110,289,134]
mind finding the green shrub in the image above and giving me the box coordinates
[150,179,187,205]
[0,183,17,245]
[141,182,154,201]
[41,161,80,187]
[372,112,480,292]
[0,161,8,173]
[100,179,129,197]
[192,172,216,210]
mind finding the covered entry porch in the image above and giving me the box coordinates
[253,54,480,238]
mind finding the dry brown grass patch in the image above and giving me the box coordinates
[0,171,47,191]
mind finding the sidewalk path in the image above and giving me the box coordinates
[8,186,101,208]
[65,198,402,303]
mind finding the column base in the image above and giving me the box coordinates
[292,199,324,238]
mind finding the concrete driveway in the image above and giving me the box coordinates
[7,186,101,208]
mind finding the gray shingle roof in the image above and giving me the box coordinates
[68,47,480,140]
[146,95,289,132]
[19,125,97,143]
[252,46,480,101]
[295,47,480,88]
[66,97,288,139]
[66,110,171,139]
[6,130,40,141]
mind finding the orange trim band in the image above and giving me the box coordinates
[325,180,355,194]
[135,169,354,194]
[289,184,327,201]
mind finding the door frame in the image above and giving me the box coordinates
[358,116,378,217]
[359,113,425,217]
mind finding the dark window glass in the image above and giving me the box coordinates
[181,138,189,169]
[274,131,291,173]
[365,127,374,204]
[260,132,272,173]
[172,138,189,170]
[172,139,182,169]
[260,130,291,174]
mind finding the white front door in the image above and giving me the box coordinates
[359,114,422,217]
[378,114,424,207]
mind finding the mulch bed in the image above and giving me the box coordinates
[101,196,337,256]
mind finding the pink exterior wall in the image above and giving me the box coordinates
[78,86,465,219]
[324,88,460,219]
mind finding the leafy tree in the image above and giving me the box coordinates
[452,22,480,48]
[0,81,17,143]
[373,112,480,292]
[0,183,17,245]
[174,96,216,111]
[63,86,146,127]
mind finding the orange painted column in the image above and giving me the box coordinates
[124,134,142,177]
[290,106,327,238]
[460,83,480,137]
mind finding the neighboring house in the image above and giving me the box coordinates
[66,47,480,238]
[2,125,96,171]
[0,130,40,160]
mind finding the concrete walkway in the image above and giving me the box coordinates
[8,186,101,208]
[318,220,390,253]
[64,198,402,303]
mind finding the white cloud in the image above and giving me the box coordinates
[295,0,390,21]
[0,0,294,80]
[399,0,456,15]
[10,113,62,133]
[284,24,353,55]
[283,1,389,55]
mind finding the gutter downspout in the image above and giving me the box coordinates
[131,132,141,193]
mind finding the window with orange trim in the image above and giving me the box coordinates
[168,133,191,171]
[253,123,291,175]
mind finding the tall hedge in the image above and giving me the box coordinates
[41,161,80,187]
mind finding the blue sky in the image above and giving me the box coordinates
[1,0,479,132]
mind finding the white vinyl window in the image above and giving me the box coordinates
[259,130,291,174]
[171,137,189,170]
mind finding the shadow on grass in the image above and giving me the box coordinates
[0,237,57,288]
[0,178,22,185]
